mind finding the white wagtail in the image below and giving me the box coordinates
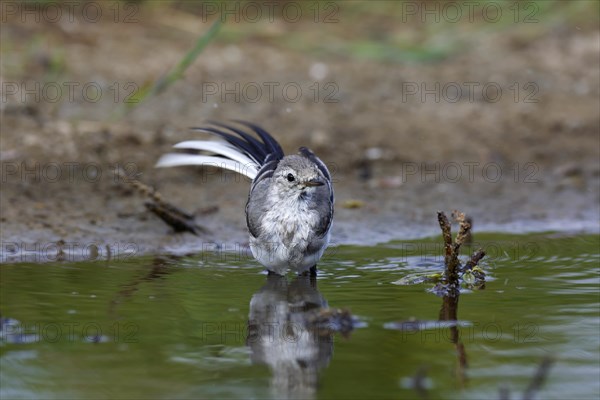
[156,121,334,276]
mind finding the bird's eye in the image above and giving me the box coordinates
[286,173,295,182]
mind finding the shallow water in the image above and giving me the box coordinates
[1,233,598,399]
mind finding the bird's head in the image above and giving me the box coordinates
[274,154,326,197]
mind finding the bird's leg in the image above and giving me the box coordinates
[309,272,317,289]
[299,265,317,277]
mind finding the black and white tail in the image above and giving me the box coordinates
[156,121,285,180]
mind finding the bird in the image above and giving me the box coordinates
[247,274,333,396]
[156,121,334,276]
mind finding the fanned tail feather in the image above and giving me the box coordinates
[156,153,259,179]
[156,122,285,181]
[173,141,258,167]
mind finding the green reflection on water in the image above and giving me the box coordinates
[1,233,598,399]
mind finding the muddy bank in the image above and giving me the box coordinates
[1,165,597,263]
[1,3,598,262]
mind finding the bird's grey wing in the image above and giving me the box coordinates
[299,147,334,237]
[312,183,334,237]
[246,156,279,238]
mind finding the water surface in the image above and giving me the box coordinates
[1,233,598,399]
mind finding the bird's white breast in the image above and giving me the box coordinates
[249,195,327,274]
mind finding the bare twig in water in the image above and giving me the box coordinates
[309,308,354,338]
[522,356,554,400]
[497,356,555,400]
[498,384,511,400]
[439,294,468,388]
[435,211,486,295]
[436,211,461,289]
[464,249,486,271]
[114,167,203,235]
[452,210,471,250]
[109,255,180,318]
[425,212,487,391]
[438,211,453,250]
[412,366,430,400]
[464,215,473,245]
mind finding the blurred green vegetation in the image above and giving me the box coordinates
[162,0,599,62]
[2,0,597,116]
[112,18,222,118]
[114,0,600,112]
[7,1,599,66]
[4,0,598,71]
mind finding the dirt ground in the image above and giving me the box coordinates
[1,2,599,262]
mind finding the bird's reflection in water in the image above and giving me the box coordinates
[247,275,350,399]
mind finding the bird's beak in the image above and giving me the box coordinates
[303,178,325,187]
